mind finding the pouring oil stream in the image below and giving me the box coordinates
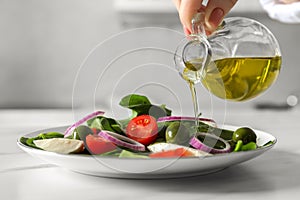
[179,0,211,129]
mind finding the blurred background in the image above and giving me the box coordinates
[0,0,299,112]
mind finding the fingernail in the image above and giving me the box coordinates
[183,26,191,35]
[209,8,224,28]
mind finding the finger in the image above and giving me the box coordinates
[179,0,204,33]
[205,0,238,32]
[172,0,181,10]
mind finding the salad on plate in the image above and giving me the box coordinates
[20,94,274,159]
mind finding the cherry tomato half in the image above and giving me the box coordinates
[149,148,195,158]
[85,134,117,155]
[126,115,158,146]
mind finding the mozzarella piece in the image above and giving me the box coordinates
[33,138,84,154]
[148,143,211,157]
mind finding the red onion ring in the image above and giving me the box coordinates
[64,111,104,137]
[189,132,231,154]
[98,130,145,152]
[157,116,216,126]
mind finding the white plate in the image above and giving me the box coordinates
[17,125,276,179]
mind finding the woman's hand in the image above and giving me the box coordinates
[173,0,238,35]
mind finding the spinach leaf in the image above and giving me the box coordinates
[119,94,172,119]
[68,125,94,141]
[98,149,122,157]
[87,116,125,135]
[20,136,40,149]
[119,93,151,108]
[38,132,64,139]
[20,132,64,149]
[26,137,41,149]
[119,150,149,158]
[20,137,29,146]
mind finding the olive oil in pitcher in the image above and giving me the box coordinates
[183,56,282,101]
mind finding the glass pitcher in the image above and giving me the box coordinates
[174,14,282,102]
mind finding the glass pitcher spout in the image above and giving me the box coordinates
[191,12,206,37]
[174,11,212,84]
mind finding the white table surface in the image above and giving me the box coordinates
[1,108,300,200]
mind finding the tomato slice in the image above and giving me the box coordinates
[126,115,158,146]
[85,134,117,155]
[149,148,195,158]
